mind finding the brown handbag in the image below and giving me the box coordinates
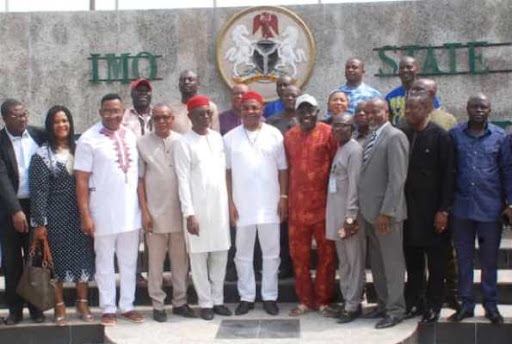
[16,237,56,312]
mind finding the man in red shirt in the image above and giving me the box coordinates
[284,94,338,316]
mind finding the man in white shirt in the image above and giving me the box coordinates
[75,94,144,327]
[173,95,231,321]
[0,99,46,325]
[224,91,288,316]
[137,103,196,322]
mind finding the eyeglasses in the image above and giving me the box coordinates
[8,111,28,120]
[100,109,124,117]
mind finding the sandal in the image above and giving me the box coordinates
[289,304,312,317]
[55,302,68,326]
[76,299,94,322]
[319,304,340,318]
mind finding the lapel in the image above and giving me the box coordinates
[362,122,391,171]
[0,128,19,182]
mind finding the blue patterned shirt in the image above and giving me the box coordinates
[338,82,381,114]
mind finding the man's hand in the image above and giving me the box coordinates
[229,202,239,227]
[376,214,391,234]
[12,211,28,233]
[187,215,200,236]
[434,211,449,233]
[81,215,95,237]
[33,226,48,241]
[338,219,358,239]
[141,209,152,234]
[502,207,512,227]
[278,198,288,223]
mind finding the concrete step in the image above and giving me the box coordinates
[2,269,512,309]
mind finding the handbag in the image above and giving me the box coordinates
[16,236,56,312]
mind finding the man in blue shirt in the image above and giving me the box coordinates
[448,93,512,324]
[385,56,440,126]
[264,75,295,118]
[338,58,381,114]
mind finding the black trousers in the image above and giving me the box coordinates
[404,242,450,312]
[1,199,39,316]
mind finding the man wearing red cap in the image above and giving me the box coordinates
[224,91,287,316]
[170,70,220,134]
[173,95,231,321]
[123,79,153,137]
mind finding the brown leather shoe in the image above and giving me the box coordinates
[121,310,144,323]
[101,313,117,326]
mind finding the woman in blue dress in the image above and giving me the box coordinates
[29,106,95,326]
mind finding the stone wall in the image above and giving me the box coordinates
[0,0,510,132]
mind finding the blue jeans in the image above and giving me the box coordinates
[452,217,502,310]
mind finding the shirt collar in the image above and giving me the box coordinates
[129,106,152,117]
[5,127,29,140]
[461,121,492,138]
[374,121,390,137]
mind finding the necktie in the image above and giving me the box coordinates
[363,130,377,163]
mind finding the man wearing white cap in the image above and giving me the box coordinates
[284,94,338,316]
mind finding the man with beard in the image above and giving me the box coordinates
[338,58,381,114]
[385,57,441,126]
[170,70,220,134]
[284,94,338,317]
[358,98,408,329]
[448,94,512,324]
[401,95,455,323]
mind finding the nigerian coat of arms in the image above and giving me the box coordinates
[217,6,316,101]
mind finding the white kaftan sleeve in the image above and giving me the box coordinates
[173,138,195,218]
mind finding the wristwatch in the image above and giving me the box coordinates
[346,218,354,225]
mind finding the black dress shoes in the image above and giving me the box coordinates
[4,313,22,326]
[30,312,46,324]
[420,309,440,323]
[338,306,362,324]
[153,309,167,322]
[361,307,386,319]
[447,306,474,322]
[485,308,504,324]
[375,315,403,329]
[172,304,198,318]
[404,305,423,319]
[200,308,215,321]
[263,301,279,316]
[213,305,232,316]
[235,301,254,315]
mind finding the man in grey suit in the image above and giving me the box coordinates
[326,113,365,324]
[359,98,409,329]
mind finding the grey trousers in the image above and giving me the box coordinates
[146,232,189,310]
[365,219,406,318]
[335,219,366,312]
[189,250,228,308]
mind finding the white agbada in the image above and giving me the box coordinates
[223,123,287,227]
[173,129,230,253]
[74,122,141,236]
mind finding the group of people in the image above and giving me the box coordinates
[0,55,511,332]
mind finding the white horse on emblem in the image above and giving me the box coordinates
[276,26,308,77]
[224,25,255,77]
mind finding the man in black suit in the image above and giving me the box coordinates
[0,99,46,325]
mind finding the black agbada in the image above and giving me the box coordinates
[402,121,455,247]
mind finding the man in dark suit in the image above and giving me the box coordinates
[401,95,455,323]
[0,98,46,325]
[358,98,409,329]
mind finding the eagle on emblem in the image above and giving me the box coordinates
[253,12,279,39]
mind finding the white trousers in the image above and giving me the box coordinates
[235,223,280,302]
[189,250,228,308]
[94,230,140,314]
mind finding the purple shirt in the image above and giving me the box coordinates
[219,109,242,136]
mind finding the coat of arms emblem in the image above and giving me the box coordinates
[217,6,316,101]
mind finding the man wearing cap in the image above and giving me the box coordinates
[224,91,288,316]
[123,79,153,137]
[137,103,196,322]
[284,94,338,316]
[173,95,231,321]
[170,70,220,134]
[219,83,249,136]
